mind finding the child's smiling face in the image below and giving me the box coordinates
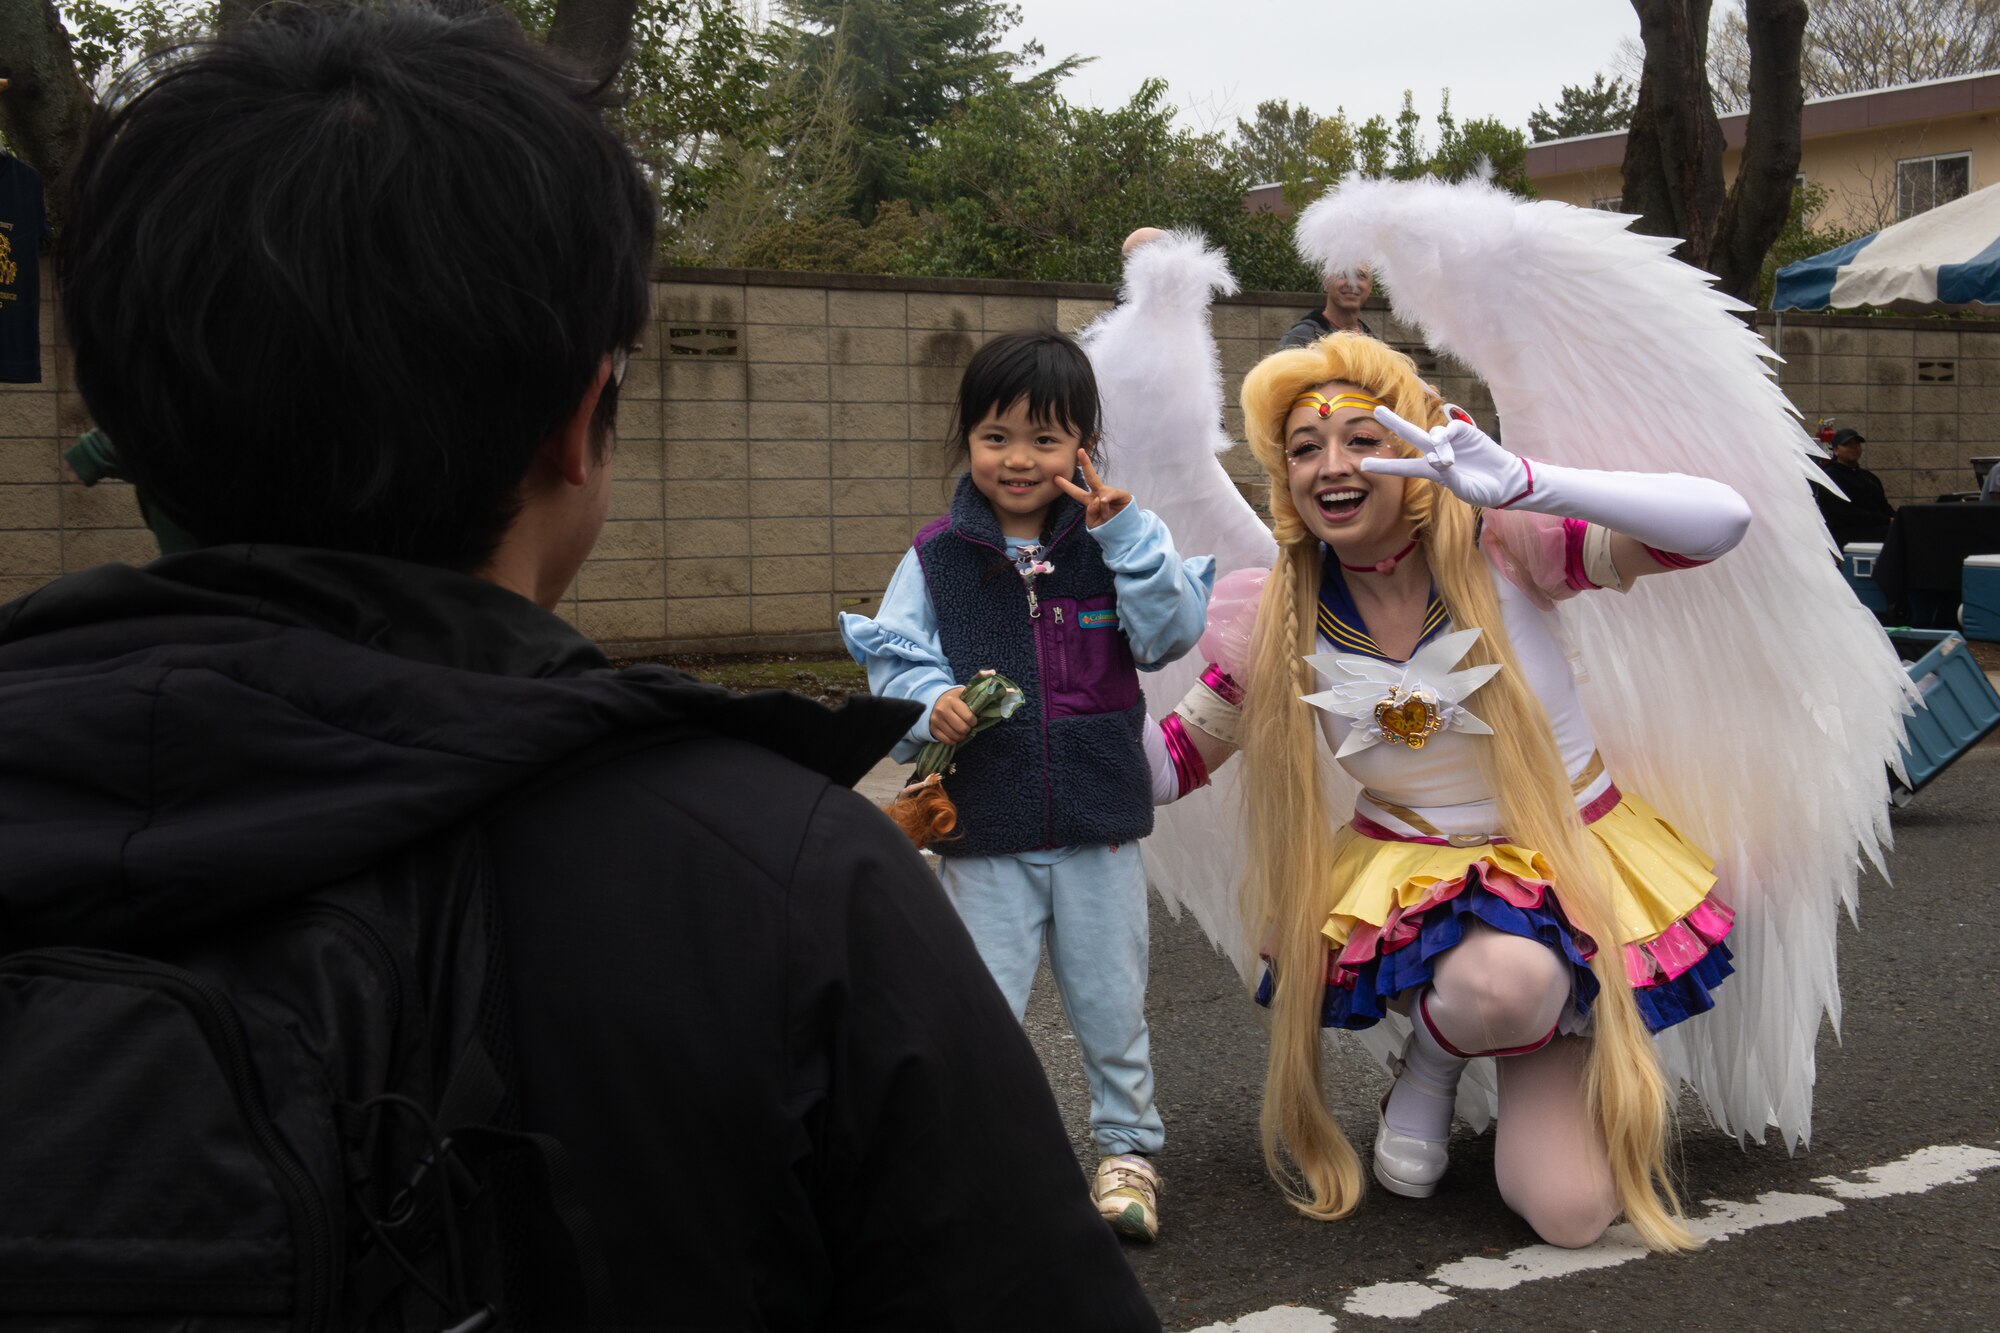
[968,395,1088,539]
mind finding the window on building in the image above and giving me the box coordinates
[1896,153,1971,219]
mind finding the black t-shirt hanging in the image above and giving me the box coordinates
[0,154,49,383]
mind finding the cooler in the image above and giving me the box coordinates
[1842,542,1887,617]
[1959,554,2000,642]
[1888,629,2000,804]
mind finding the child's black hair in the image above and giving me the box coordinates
[950,330,1103,462]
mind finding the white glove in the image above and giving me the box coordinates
[1364,405,1753,562]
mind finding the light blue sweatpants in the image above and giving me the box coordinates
[937,842,1165,1157]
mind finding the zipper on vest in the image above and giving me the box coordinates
[1052,606,1063,626]
[1025,580,1039,618]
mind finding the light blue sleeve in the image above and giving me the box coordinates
[838,547,958,761]
[1087,503,1216,670]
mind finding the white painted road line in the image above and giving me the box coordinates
[1186,1306,1345,1331]
[1185,1142,2000,1331]
[1814,1143,2000,1199]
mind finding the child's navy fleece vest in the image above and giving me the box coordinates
[913,473,1152,858]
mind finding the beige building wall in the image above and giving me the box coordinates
[1529,71,2000,235]
[1535,109,2000,234]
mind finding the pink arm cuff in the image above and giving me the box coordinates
[1157,713,1212,797]
[1199,662,1244,707]
[1561,517,1595,591]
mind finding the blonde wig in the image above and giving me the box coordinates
[1237,331,1694,1251]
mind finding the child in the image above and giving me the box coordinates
[840,329,1213,1243]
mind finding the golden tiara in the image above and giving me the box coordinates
[1292,390,1385,419]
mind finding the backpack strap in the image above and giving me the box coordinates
[341,1038,615,1329]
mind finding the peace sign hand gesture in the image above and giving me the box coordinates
[1360,404,1534,510]
[1052,450,1133,529]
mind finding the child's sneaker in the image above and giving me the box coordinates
[1092,1153,1162,1242]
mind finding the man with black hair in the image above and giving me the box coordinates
[0,5,1157,1328]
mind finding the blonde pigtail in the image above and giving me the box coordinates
[1242,540,1364,1219]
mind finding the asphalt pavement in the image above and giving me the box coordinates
[970,739,2000,1331]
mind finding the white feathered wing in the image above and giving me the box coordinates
[1290,176,1914,1149]
[1077,233,1279,978]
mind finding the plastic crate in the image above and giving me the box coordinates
[1842,541,1887,617]
[1888,629,2000,804]
[1961,554,2000,642]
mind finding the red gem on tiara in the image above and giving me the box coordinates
[1318,403,1331,417]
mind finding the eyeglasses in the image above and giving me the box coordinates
[612,344,642,388]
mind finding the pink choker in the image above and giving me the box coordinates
[1339,539,1418,575]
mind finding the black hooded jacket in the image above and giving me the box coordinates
[0,547,1158,1331]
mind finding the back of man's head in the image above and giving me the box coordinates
[59,1,656,571]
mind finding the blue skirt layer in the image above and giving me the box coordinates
[1252,870,1735,1036]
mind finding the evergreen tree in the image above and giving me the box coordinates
[1528,73,1636,142]
[777,0,1079,220]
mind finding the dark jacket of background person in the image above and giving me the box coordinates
[1815,455,1896,547]
[0,545,1161,1329]
[1276,308,1375,350]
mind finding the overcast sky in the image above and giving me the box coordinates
[1007,1,1642,140]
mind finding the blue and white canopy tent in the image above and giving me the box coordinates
[1774,179,2000,311]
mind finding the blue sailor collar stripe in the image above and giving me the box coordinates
[1317,544,1449,662]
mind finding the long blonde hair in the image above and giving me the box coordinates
[1238,332,1694,1251]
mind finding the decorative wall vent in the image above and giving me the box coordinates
[668,327,740,357]
[1918,359,1957,383]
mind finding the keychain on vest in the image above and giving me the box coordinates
[1013,544,1054,619]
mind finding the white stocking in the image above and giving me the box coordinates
[1494,1036,1618,1248]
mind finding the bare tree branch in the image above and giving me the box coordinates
[1712,0,2000,103]
[0,0,97,229]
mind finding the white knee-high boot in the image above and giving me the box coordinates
[1374,991,1468,1198]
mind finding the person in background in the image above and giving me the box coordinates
[1277,264,1377,350]
[1815,427,1896,546]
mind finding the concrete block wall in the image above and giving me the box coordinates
[0,268,157,604]
[1764,316,2000,502]
[558,268,1493,655]
[29,265,1989,658]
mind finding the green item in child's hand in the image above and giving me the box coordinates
[912,670,1024,780]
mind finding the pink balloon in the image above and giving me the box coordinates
[1197,566,1269,679]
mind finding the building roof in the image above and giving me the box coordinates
[1526,68,2000,178]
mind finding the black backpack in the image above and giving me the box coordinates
[0,825,611,1331]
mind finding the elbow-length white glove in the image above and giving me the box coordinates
[1364,405,1753,561]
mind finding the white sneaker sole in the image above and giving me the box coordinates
[1372,1156,1440,1199]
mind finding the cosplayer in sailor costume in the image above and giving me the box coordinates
[1077,181,1914,1253]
